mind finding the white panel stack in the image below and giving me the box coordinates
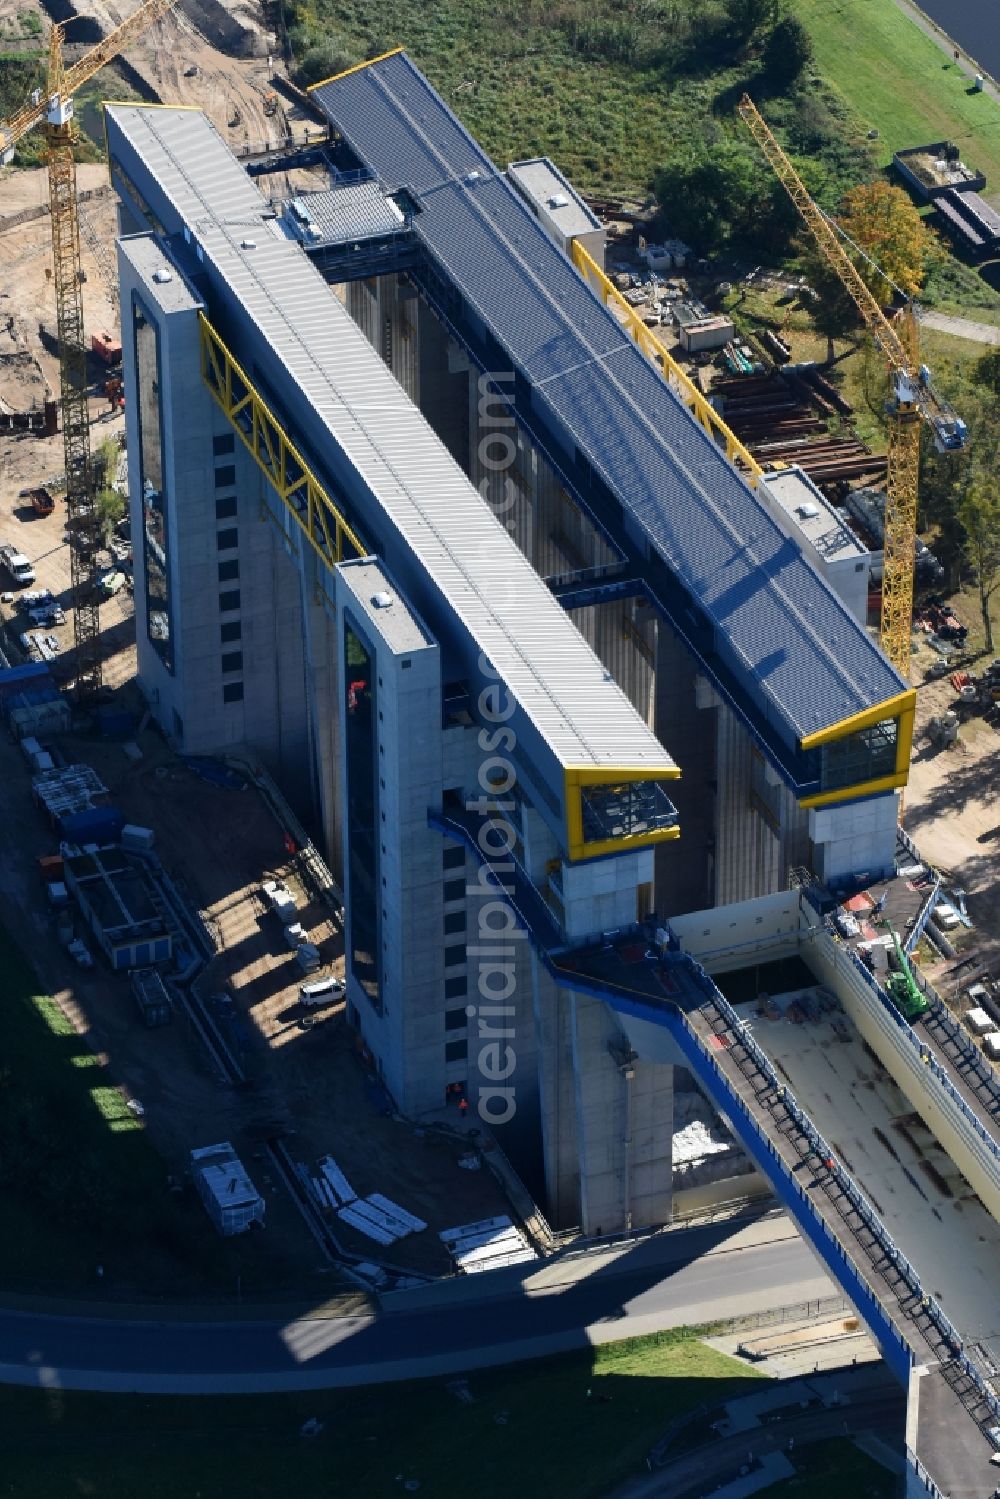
[439,1214,537,1274]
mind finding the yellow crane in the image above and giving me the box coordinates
[738,94,968,680]
[1,0,176,701]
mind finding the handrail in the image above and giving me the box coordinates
[833,935,1000,1164]
[570,240,764,481]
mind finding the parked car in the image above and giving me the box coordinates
[299,975,345,1006]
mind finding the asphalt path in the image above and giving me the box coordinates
[0,1220,836,1394]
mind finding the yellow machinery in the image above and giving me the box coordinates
[738,94,968,680]
[1,0,176,700]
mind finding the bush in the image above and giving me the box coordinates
[293,38,357,89]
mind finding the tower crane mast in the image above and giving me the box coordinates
[738,94,968,679]
[1,0,176,701]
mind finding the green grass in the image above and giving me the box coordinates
[0,1328,764,1498]
[770,1435,899,1497]
[788,0,1000,186]
[0,922,310,1302]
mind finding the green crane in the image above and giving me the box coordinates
[885,929,929,1023]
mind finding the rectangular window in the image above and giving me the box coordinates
[444,945,466,969]
[444,975,467,1000]
[221,650,243,674]
[218,559,239,583]
[223,681,244,704]
[444,910,466,936]
[215,495,237,520]
[219,589,240,613]
[213,433,235,456]
[820,718,899,793]
[345,618,382,1012]
[220,620,242,644]
[214,465,236,488]
[443,878,465,902]
[216,527,239,552]
[443,843,465,870]
[445,1008,467,1031]
[445,1039,468,1062]
[134,300,172,673]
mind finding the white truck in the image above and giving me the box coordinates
[0,542,36,587]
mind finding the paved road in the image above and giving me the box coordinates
[0,1219,836,1393]
[613,1390,904,1499]
[922,309,1000,344]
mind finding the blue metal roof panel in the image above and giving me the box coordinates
[313,53,906,743]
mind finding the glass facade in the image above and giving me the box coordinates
[133,300,172,671]
[344,618,382,1010]
[580,779,678,846]
[820,717,898,793]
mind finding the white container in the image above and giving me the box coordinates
[20,736,41,762]
[283,922,306,949]
[31,750,54,773]
[46,880,69,906]
[121,823,155,851]
[983,1032,1000,1060]
[272,891,298,924]
[965,1006,993,1036]
[295,943,321,974]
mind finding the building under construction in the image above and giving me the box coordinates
[105,51,912,1212]
[103,55,1000,1485]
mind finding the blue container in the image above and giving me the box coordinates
[60,805,126,843]
[0,662,50,695]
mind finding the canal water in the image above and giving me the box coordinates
[914,0,1000,81]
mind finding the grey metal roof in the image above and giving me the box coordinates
[105,105,673,777]
[507,157,602,239]
[312,53,907,743]
[286,181,406,244]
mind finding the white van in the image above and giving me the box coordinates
[299,975,345,1007]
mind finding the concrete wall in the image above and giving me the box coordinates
[806,929,1000,1224]
[809,794,898,885]
[119,236,313,809]
[334,562,446,1115]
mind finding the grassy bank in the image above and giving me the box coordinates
[0,1328,763,1498]
[789,0,1000,185]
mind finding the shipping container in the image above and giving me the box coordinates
[59,804,125,843]
[121,824,155,851]
[0,662,50,697]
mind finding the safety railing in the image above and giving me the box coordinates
[199,313,366,573]
[832,936,1000,1168]
[570,240,763,482]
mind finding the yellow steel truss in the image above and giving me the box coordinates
[199,314,366,570]
[570,240,764,482]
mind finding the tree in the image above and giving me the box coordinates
[957,478,1000,654]
[798,181,931,364]
[653,139,797,255]
[836,180,932,300]
[761,16,813,90]
[95,487,125,545]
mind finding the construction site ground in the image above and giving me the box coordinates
[906,637,1000,1000]
[0,717,514,1294]
[0,481,510,1299]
